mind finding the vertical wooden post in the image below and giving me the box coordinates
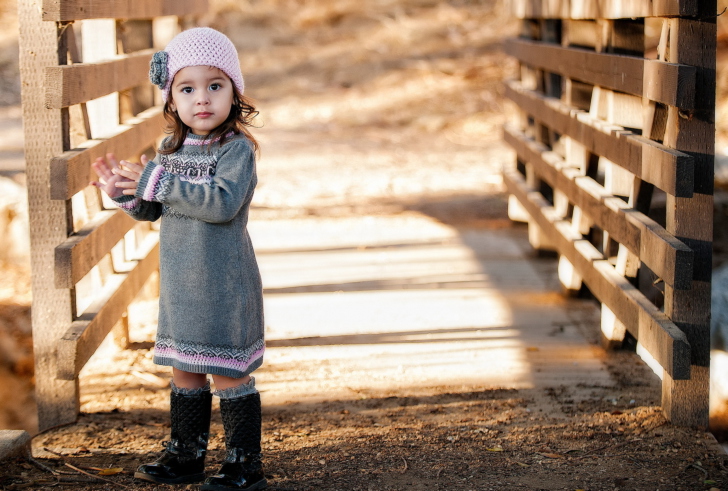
[661,9,715,428]
[18,0,79,430]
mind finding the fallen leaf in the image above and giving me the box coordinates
[526,346,539,352]
[98,468,124,476]
[487,446,504,452]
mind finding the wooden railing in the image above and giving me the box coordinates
[503,0,715,427]
[19,0,208,431]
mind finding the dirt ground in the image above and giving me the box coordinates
[3,0,728,490]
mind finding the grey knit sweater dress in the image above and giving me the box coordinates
[113,132,264,378]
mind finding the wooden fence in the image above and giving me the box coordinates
[19,0,208,431]
[503,0,715,427]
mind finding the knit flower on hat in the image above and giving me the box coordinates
[149,51,169,89]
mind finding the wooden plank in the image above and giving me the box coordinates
[42,0,209,21]
[19,0,79,431]
[510,0,698,18]
[54,210,136,289]
[503,169,691,380]
[652,0,699,17]
[505,38,697,110]
[50,106,164,200]
[571,0,651,19]
[563,20,598,49]
[503,124,694,289]
[590,86,643,129]
[660,13,715,427]
[57,236,159,380]
[45,49,154,109]
[81,20,120,139]
[601,19,645,55]
[504,80,694,197]
[118,20,156,121]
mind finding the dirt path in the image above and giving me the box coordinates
[3,1,728,490]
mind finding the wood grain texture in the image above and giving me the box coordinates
[503,169,691,380]
[42,0,209,21]
[660,13,715,428]
[510,0,698,19]
[19,0,79,430]
[54,210,136,289]
[45,49,154,109]
[504,38,696,110]
[57,237,159,380]
[504,80,694,197]
[50,106,164,200]
[503,124,694,289]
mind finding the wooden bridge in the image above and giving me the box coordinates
[15,0,716,436]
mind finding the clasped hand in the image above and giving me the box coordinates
[90,153,148,199]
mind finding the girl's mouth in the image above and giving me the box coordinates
[196,112,212,118]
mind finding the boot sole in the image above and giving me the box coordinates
[134,470,206,484]
[200,478,268,490]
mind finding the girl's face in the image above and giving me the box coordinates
[169,65,234,136]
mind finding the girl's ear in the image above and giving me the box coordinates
[169,100,176,112]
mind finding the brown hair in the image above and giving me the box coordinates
[159,86,259,155]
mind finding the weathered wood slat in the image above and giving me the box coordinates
[50,106,164,200]
[659,13,715,427]
[54,210,136,289]
[57,236,159,380]
[503,124,694,289]
[45,49,154,109]
[42,0,209,22]
[502,169,691,380]
[504,38,696,110]
[20,0,79,430]
[510,0,698,19]
[504,80,694,197]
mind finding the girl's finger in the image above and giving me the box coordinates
[111,167,135,180]
[120,160,146,174]
[92,159,113,179]
[106,153,119,169]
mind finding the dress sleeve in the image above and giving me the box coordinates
[134,139,256,223]
[112,194,163,222]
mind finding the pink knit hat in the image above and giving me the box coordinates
[149,27,244,102]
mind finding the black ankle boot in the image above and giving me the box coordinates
[201,392,267,491]
[135,387,212,484]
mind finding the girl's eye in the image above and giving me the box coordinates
[181,87,193,94]
[210,83,221,91]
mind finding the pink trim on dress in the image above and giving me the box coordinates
[117,197,142,210]
[143,165,165,201]
[154,345,265,373]
[183,131,236,146]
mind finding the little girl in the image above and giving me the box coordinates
[91,28,266,491]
